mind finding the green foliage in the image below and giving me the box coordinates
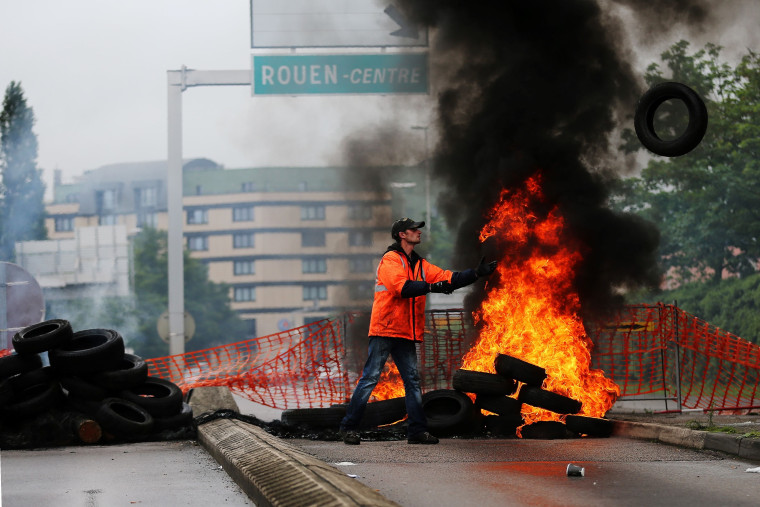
[615,42,760,286]
[0,81,46,260]
[130,227,248,358]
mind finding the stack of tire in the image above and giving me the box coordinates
[0,319,192,447]
[446,353,613,439]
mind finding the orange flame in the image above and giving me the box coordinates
[463,173,619,425]
[372,361,405,401]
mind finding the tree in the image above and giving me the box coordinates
[614,42,760,286]
[131,227,248,358]
[0,81,47,261]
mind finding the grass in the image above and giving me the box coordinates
[685,419,760,438]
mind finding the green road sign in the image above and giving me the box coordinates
[252,53,428,95]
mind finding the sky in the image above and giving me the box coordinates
[0,0,432,193]
[0,1,758,197]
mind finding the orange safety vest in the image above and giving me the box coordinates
[368,249,453,342]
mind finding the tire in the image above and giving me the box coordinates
[1,380,64,418]
[12,319,73,355]
[66,396,101,417]
[8,366,56,391]
[634,81,708,157]
[494,354,547,387]
[0,353,43,380]
[565,415,614,437]
[475,393,522,416]
[119,377,183,418]
[153,402,194,431]
[518,386,582,415]
[422,389,480,437]
[452,369,517,396]
[520,421,570,439]
[60,375,109,401]
[484,414,523,437]
[90,354,148,390]
[360,397,407,429]
[281,406,347,428]
[0,378,15,406]
[95,397,154,436]
[49,329,125,375]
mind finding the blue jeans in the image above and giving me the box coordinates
[340,336,427,437]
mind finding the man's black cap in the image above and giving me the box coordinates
[392,218,425,240]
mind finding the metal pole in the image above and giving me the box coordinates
[167,69,186,356]
[673,300,683,411]
[411,125,431,234]
[165,68,251,356]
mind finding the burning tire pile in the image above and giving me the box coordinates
[0,319,193,449]
[281,353,612,440]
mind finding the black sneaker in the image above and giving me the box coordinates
[341,430,360,445]
[407,432,439,444]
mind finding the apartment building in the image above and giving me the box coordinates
[44,159,417,337]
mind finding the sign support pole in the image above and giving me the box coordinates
[165,68,251,356]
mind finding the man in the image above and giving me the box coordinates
[339,218,497,445]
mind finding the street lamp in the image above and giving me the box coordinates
[411,125,431,235]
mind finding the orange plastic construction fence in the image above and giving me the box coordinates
[143,304,760,413]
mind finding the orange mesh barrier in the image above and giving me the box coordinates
[589,304,760,412]
[3,304,757,413]
[144,304,760,412]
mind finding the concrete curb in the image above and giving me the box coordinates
[612,420,760,461]
[197,417,399,507]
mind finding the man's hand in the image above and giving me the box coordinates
[429,281,454,294]
[476,257,497,277]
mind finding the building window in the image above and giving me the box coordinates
[65,193,80,203]
[97,189,117,212]
[196,185,203,195]
[233,232,255,248]
[301,205,325,220]
[187,236,208,251]
[348,230,372,246]
[348,204,372,220]
[234,260,255,275]
[303,285,327,301]
[301,231,326,247]
[241,182,256,192]
[349,257,373,273]
[349,282,374,300]
[302,258,327,273]
[244,318,257,337]
[137,212,158,228]
[99,214,117,225]
[234,286,256,302]
[232,206,254,222]
[136,187,157,207]
[54,217,74,232]
[187,208,208,225]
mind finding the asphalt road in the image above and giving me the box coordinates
[0,440,254,507]
[293,436,760,507]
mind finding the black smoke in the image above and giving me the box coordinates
[387,0,721,319]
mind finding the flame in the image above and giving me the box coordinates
[462,173,619,426]
[371,361,405,401]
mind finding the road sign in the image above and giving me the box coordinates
[157,310,196,343]
[252,53,428,95]
[250,0,428,48]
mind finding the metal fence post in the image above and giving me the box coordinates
[673,301,683,411]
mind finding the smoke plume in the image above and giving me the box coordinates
[387,0,726,319]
